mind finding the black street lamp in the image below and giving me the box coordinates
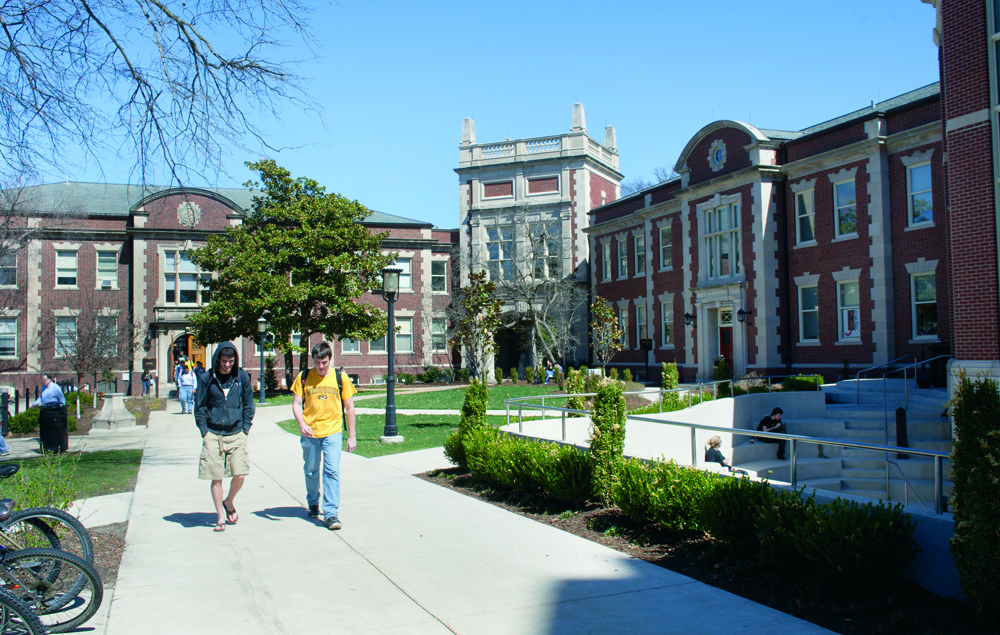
[257,316,268,404]
[380,267,404,444]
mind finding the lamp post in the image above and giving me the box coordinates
[380,267,404,444]
[257,316,268,405]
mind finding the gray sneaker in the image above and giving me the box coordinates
[307,505,320,517]
[324,516,342,530]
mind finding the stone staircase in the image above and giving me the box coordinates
[731,378,952,509]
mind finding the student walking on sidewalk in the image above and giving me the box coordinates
[194,343,255,532]
[291,341,357,530]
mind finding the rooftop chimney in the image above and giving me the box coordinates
[461,117,476,145]
[604,125,617,150]
[571,103,586,132]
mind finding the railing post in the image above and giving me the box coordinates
[789,438,797,489]
[561,411,566,443]
[934,455,943,514]
[768,377,772,393]
[506,403,510,429]
[518,405,523,434]
[690,427,697,467]
[688,390,691,408]
[540,396,545,419]
[904,367,909,410]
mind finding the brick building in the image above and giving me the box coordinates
[0,182,458,395]
[455,104,622,376]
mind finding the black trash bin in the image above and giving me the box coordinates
[929,343,951,388]
[38,405,68,453]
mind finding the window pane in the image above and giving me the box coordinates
[916,303,937,336]
[180,274,198,303]
[910,164,931,193]
[719,233,729,276]
[165,275,176,302]
[370,336,386,352]
[915,275,936,302]
[912,192,933,224]
[801,286,818,311]
[432,317,447,351]
[56,317,76,355]
[342,338,359,353]
[0,318,15,356]
[840,282,859,307]
[396,318,412,352]
[165,251,176,270]
[56,250,77,285]
[661,303,673,346]
[797,193,815,242]
[803,312,819,340]
[837,182,857,235]
[431,261,446,291]
[660,227,672,267]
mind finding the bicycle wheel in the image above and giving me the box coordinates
[1,548,102,633]
[0,589,46,635]
[2,509,93,563]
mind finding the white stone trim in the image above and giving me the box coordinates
[631,227,643,236]
[945,108,989,133]
[793,273,821,286]
[599,236,612,244]
[830,234,859,243]
[867,147,894,364]
[614,231,628,240]
[900,148,934,167]
[831,267,862,282]
[789,178,816,193]
[52,242,80,251]
[750,180,780,373]
[616,299,630,308]
[905,258,938,274]
[708,139,727,172]
[52,308,81,317]
[827,167,857,183]
[657,292,674,303]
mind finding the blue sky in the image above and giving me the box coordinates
[88,0,940,229]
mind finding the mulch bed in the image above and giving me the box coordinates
[8,396,165,440]
[90,522,127,588]
[418,467,991,635]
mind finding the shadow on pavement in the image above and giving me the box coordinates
[252,506,321,524]
[162,511,218,528]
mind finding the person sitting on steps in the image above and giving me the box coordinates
[704,435,731,467]
[756,406,786,460]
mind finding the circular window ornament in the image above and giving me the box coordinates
[177,201,202,227]
[708,139,727,173]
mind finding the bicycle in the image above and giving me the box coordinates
[0,465,93,563]
[0,588,46,635]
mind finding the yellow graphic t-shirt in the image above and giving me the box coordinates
[291,370,357,438]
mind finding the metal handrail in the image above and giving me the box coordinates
[856,355,914,404]
[503,393,950,514]
[887,459,927,509]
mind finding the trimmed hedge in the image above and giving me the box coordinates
[611,457,719,530]
[443,379,488,468]
[588,379,625,504]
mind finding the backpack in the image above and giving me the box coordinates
[298,366,348,423]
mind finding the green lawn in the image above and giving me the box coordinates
[361,384,564,411]
[8,449,143,501]
[277,414,519,458]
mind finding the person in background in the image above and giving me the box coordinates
[756,406,786,460]
[194,361,206,381]
[141,369,153,396]
[704,435,731,467]
[178,365,197,414]
[33,374,66,408]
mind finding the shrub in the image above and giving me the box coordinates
[531,443,594,504]
[425,367,443,383]
[536,366,545,384]
[839,357,851,381]
[608,368,619,381]
[495,367,503,384]
[700,476,777,556]
[443,378,489,468]
[622,369,633,383]
[510,367,518,384]
[9,408,40,434]
[611,458,719,530]
[714,357,732,398]
[65,392,94,409]
[468,432,540,492]
[756,487,816,573]
[455,368,471,382]
[783,374,822,392]
[588,379,625,504]
[264,356,279,392]
[556,369,565,390]
[566,370,586,416]
[661,362,679,390]
[398,373,415,385]
[950,374,1000,618]
[525,366,535,384]
[6,452,81,510]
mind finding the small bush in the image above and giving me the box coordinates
[756,487,818,574]
[611,458,719,530]
[566,369,586,416]
[556,369,565,390]
[783,374,822,392]
[608,368,619,381]
[495,367,503,384]
[700,476,776,556]
[661,362,679,390]
[65,392,94,409]
[443,378,489,468]
[8,408,40,434]
[470,432,540,492]
[6,452,81,510]
[264,356,279,392]
[525,367,535,384]
[714,357,732,398]
[510,367,518,384]
[455,368,471,382]
[421,366,441,383]
[622,369,633,383]
[531,443,594,504]
[398,373,415,385]
[589,379,626,504]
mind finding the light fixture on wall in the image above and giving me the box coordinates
[683,312,696,328]
[737,308,752,325]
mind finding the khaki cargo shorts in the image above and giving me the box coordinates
[198,431,250,480]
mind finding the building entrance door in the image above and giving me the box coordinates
[718,308,734,371]
[171,335,191,380]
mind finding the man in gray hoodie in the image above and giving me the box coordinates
[194,342,255,532]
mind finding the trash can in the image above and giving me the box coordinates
[928,343,951,388]
[38,405,68,453]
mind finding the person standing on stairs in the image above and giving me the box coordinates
[756,406,786,460]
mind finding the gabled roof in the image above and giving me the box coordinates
[362,210,433,228]
[797,82,940,138]
[6,182,257,216]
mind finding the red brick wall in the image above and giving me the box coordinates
[529,177,559,194]
[786,123,867,163]
[483,181,513,198]
[589,173,617,209]
[886,101,941,135]
[143,193,234,232]
[686,127,753,185]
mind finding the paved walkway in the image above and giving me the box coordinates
[96,397,831,634]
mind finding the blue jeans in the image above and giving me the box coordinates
[179,386,194,412]
[0,433,8,453]
[300,433,342,520]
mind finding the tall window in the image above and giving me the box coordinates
[703,203,741,280]
[55,317,76,357]
[659,226,672,269]
[907,163,933,225]
[0,318,15,357]
[617,238,627,278]
[370,333,386,352]
[531,222,560,279]
[838,281,860,341]
[796,190,815,244]
[660,302,673,347]
[601,243,611,281]
[396,258,412,290]
[432,317,447,351]
[97,251,117,287]
[634,235,645,275]
[799,285,819,342]
[97,316,119,357]
[0,254,15,286]
[912,273,937,338]
[342,338,360,354]
[834,180,857,237]
[618,306,629,348]
[396,317,413,353]
[486,226,514,281]
[164,250,210,305]
[56,250,77,286]
[431,261,447,292]
[636,305,647,341]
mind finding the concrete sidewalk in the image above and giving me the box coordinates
[105,399,832,634]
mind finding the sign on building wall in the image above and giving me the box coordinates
[842,309,860,339]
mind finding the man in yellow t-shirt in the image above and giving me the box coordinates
[291,341,357,530]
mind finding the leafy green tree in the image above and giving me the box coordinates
[450,270,503,382]
[189,160,393,378]
[590,296,623,374]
